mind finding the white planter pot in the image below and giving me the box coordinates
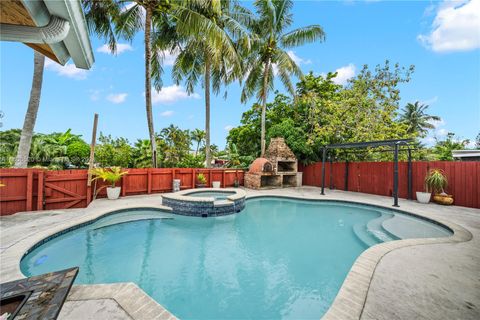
[416,192,431,204]
[212,181,221,188]
[107,187,121,200]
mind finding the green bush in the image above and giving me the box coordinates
[67,141,90,167]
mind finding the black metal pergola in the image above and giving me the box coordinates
[320,139,415,207]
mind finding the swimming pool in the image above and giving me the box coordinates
[20,197,451,319]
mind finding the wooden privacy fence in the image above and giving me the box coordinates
[0,168,245,215]
[299,161,480,209]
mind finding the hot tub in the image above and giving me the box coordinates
[161,188,246,217]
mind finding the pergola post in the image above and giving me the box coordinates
[321,147,327,195]
[329,156,334,190]
[393,143,399,207]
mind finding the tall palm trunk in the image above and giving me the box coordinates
[260,59,270,157]
[145,6,157,167]
[14,51,45,168]
[205,55,211,168]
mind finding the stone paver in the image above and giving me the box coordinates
[59,299,133,320]
[1,186,479,320]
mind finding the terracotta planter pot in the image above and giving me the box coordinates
[107,187,121,200]
[433,194,454,205]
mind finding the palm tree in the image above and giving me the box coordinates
[191,128,206,156]
[241,0,325,156]
[400,101,441,137]
[14,51,45,168]
[172,0,250,167]
[83,0,239,168]
[133,139,153,168]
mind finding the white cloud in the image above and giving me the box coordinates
[436,128,448,137]
[272,64,279,76]
[160,110,174,117]
[466,140,476,148]
[151,85,200,104]
[44,59,89,80]
[418,0,480,52]
[427,118,445,128]
[106,93,128,104]
[224,125,234,131]
[97,43,133,55]
[423,118,449,146]
[287,50,311,65]
[332,63,356,85]
[158,49,179,66]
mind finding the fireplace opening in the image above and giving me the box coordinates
[277,161,296,172]
[261,175,282,188]
[282,175,296,187]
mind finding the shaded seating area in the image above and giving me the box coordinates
[320,139,416,207]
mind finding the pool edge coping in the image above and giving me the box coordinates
[1,191,474,320]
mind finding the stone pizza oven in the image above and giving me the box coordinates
[245,138,300,189]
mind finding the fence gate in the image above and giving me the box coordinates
[44,171,88,210]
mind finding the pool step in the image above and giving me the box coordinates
[352,224,381,248]
[92,212,173,231]
[366,214,398,242]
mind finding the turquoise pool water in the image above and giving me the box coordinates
[185,190,236,200]
[21,198,451,319]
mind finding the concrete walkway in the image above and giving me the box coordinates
[1,187,479,319]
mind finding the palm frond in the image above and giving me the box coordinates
[281,25,326,48]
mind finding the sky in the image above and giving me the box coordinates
[1,0,479,149]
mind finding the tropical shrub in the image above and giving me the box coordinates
[425,169,448,194]
[67,141,90,167]
[197,173,207,184]
[90,167,128,188]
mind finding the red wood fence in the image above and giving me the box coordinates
[0,168,245,215]
[299,161,480,209]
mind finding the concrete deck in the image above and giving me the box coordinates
[1,187,479,319]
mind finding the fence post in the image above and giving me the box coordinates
[222,170,226,188]
[344,161,349,191]
[147,169,152,194]
[191,168,195,189]
[37,171,44,210]
[121,172,126,197]
[209,170,212,187]
[26,171,33,211]
[407,149,412,200]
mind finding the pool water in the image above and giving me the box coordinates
[185,191,236,200]
[21,198,451,319]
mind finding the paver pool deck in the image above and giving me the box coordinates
[1,187,479,320]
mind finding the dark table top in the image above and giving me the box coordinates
[1,267,78,320]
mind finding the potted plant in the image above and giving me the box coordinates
[196,173,207,188]
[416,172,432,204]
[425,169,453,205]
[90,167,128,200]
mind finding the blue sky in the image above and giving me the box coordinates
[1,0,479,148]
